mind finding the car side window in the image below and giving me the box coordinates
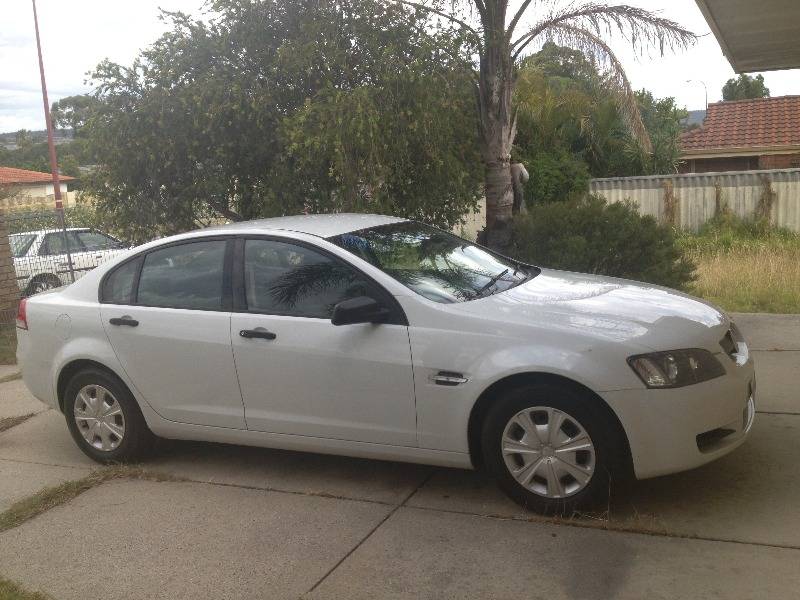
[39,232,81,256]
[101,258,140,305]
[243,239,378,318]
[137,240,227,311]
[78,231,120,251]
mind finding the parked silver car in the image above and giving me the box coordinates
[10,228,127,296]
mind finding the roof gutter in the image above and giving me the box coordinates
[694,0,741,72]
[681,145,800,159]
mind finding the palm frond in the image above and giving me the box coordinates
[512,3,696,59]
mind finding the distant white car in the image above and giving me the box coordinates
[10,228,127,296]
[16,214,755,514]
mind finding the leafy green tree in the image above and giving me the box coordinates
[722,74,770,101]
[83,0,481,242]
[51,95,101,136]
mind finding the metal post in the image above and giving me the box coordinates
[32,0,75,283]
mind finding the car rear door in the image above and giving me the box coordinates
[229,236,417,446]
[100,237,246,429]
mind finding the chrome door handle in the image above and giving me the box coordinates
[431,371,469,386]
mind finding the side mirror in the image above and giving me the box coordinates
[331,296,389,326]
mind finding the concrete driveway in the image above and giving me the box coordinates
[0,313,798,599]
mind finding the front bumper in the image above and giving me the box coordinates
[602,351,756,480]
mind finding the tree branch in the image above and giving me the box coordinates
[387,0,482,46]
[506,0,536,39]
[210,198,243,222]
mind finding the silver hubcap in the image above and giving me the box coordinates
[73,385,125,452]
[501,406,595,499]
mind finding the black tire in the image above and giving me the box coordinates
[481,383,625,515]
[63,367,156,464]
[25,274,62,297]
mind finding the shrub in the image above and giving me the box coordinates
[520,147,590,205]
[510,195,696,290]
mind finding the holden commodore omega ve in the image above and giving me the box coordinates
[16,214,755,513]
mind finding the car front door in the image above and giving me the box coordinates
[230,237,417,446]
[100,238,246,429]
[74,230,127,272]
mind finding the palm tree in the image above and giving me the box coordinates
[390,1,696,249]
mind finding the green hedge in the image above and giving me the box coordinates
[511,195,696,290]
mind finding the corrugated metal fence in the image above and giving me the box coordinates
[589,168,800,232]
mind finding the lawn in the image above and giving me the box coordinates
[679,218,800,314]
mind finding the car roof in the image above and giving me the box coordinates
[203,213,407,238]
[11,228,90,236]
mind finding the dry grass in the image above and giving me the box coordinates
[0,465,182,534]
[679,218,800,314]
[0,327,16,366]
[687,245,800,313]
[0,578,51,600]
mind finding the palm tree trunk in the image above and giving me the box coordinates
[478,4,516,250]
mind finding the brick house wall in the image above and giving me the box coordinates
[759,153,800,169]
[680,153,800,173]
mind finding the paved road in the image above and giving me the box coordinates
[0,313,798,599]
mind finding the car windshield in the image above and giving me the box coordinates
[9,234,37,258]
[330,222,538,303]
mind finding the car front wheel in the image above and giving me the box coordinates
[63,368,156,463]
[481,383,624,515]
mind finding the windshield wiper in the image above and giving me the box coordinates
[477,268,509,297]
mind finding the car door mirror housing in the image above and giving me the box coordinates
[331,296,390,326]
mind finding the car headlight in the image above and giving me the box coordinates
[627,349,726,389]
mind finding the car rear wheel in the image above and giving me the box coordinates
[481,383,623,515]
[24,274,62,297]
[64,368,156,463]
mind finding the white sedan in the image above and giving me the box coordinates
[10,228,127,296]
[16,214,755,513]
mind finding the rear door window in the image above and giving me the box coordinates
[136,240,227,311]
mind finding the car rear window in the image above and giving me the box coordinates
[9,234,36,258]
[101,258,140,305]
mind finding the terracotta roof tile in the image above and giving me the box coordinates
[680,96,800,152]
[0,166,76,185]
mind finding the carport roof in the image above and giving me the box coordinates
[695,0,800,73]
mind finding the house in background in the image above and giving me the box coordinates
[0,166,77,210]
[679,96,800,173]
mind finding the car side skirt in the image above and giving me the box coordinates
[141,402,474,470]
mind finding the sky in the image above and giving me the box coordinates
[2,0,799,133]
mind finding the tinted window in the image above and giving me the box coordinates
[101,258,140,304]
[78,231,120,251]
[39,231,81,256]
[244,239,375,318]
[137,241,227,310]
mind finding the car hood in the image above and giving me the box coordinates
[453,268,729,351]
